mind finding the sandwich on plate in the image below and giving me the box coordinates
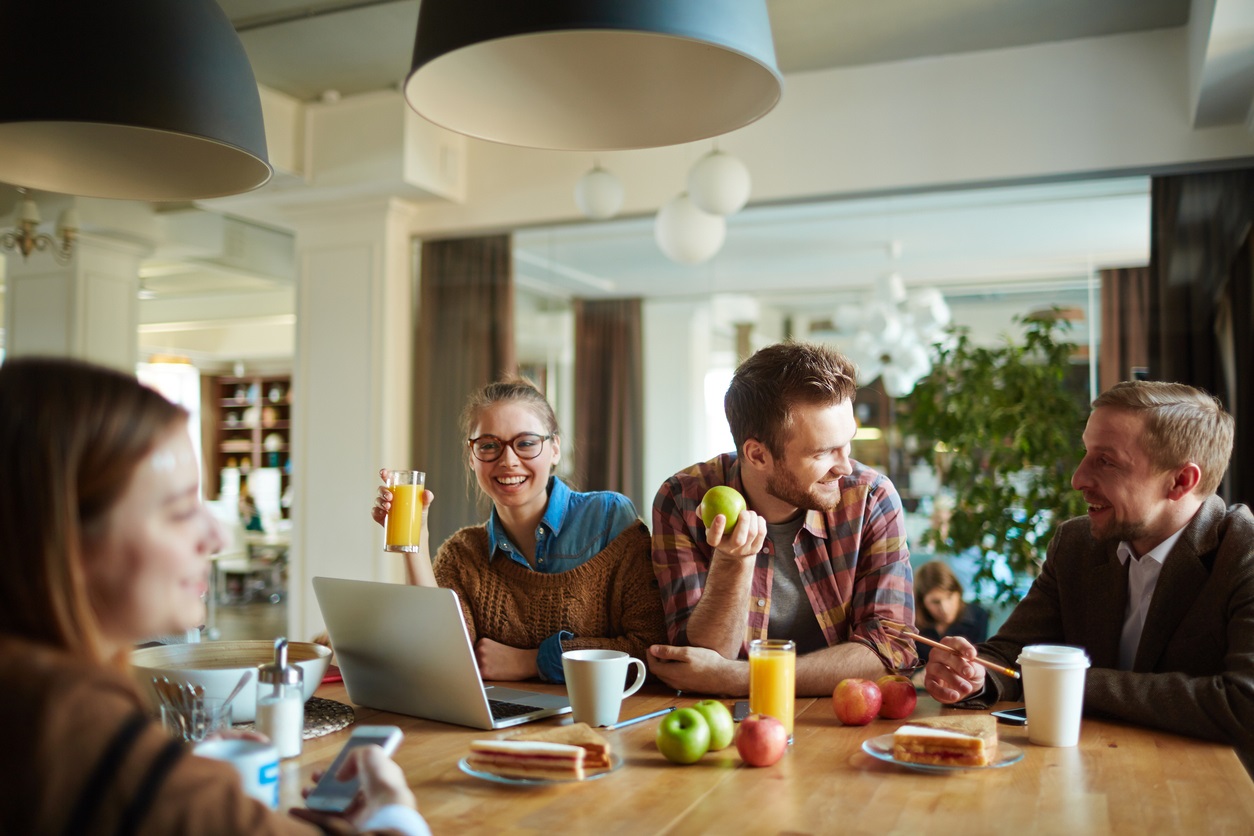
[509,722,613,772]
[892,714,999,767]
[466,739,587,781]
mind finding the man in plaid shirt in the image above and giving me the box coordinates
[649,342,918,696]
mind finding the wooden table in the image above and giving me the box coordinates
[284,683,1254,834]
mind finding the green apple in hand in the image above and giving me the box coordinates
[692,699,735,751]
[700,486,747,531]
[655,707,711,764]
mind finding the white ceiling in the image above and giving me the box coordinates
[513,177,1150,313]
[217,0,1191,101]
[207,1,1172,311]
[0,1,1193,347]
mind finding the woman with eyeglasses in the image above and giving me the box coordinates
[372,377,665,684]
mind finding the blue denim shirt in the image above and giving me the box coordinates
[485,476,638,682]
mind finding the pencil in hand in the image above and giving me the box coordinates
[881,619,1021,680]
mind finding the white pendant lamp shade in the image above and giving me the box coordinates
[655,194,726,265]
[405,1,783,150]
[0,0,270,200]
[688,150,752,215]
[575,167,625,220]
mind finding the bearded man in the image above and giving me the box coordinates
[648,341,917,696]
[925,381,1254,768]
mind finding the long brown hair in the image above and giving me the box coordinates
[913,560,967,630]
[0,357,187,664]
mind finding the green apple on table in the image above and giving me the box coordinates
[691,699,735,751]
[655,707,711,765]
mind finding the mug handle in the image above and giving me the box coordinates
[622,657,647,699]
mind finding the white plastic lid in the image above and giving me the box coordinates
[1016,644,1091,668]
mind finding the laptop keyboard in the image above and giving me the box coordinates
[489,700,540,720]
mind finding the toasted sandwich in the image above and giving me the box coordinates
[892,714,999,767]
[467,739,587,781]
[509,722,613,771]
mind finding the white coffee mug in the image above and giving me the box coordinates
[1017,644,1091,747]
[561,649,647,727]
[194,739,281,809]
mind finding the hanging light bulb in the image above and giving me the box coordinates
[687,149,751,215]
[574,165,624,220]
[654,193,726,265]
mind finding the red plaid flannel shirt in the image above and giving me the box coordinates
[651,453,918,671]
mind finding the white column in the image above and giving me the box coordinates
[284,197,420,641]
[642,298,714,511]
[4,232,146,372]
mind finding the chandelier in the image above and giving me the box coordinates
[1,190,77,264]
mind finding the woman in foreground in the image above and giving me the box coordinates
[373,377,665,683]
[0,356,427,835]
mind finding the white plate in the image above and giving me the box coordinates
[861,733,1024,773]
[458,752,623,786]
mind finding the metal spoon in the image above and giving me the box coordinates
[219,670,252,719]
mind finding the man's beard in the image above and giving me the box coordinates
[765,466,840,514]
[1093,515,1150,547]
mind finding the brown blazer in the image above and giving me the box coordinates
[966,495,1254,757]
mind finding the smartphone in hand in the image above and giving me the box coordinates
[305,725,403,812]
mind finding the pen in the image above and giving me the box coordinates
[604,706,677,730]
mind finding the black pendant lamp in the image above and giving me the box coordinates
[0,0,271,201]
[404,0,783,150]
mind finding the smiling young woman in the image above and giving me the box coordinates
[372,376,665,684]
[0,357,426,836]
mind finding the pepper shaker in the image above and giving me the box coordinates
[256,638,304,759]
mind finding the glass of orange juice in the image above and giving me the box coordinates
[748,638,796,742]
[384,469,424,552]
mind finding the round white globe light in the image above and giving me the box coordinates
[574,166,624,220]
[654,193,726,264]
[687,150,751,215]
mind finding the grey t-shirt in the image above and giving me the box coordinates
[765,515,827,655]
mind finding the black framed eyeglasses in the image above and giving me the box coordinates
[467,433,553,462]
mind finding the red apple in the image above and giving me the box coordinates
[735,713,788,767]
[832,678,882,725]
[876,674,918,720]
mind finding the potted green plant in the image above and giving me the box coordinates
[898,313,1090,603]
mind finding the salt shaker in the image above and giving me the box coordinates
[256,638,304,759]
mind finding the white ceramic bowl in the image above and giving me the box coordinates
[132,640,331,722]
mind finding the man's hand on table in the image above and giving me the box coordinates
[648,645,749,696]
[922,636,987,704]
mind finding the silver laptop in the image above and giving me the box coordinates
[312,576,571,729]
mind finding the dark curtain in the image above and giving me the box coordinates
[414,235,515,541]
[573,298,645,513]
[1147,169,1254,504]
[1099,266,1151,394]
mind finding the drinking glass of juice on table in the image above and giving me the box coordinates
[749,638,796,741]
[384,469,424,552]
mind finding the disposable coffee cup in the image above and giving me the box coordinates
[194,739,281,809]
[561,649,646,727]
[1017,644,1091,747]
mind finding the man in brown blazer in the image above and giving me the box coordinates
[924,381,1254,766]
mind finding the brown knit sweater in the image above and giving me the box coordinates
[433,520,667,663]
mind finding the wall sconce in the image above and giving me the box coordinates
[1,190,77,264]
